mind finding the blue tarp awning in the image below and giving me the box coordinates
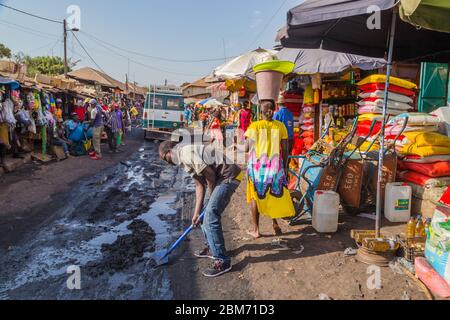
[0,76,20,90]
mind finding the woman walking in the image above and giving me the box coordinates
[245,100,295,238]
[238,101,253,141]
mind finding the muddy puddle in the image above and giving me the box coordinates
[0,142,195,300]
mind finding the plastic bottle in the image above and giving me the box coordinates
[312,191,340,233]
[424,218,432,241]
[363,238,396,252]
[406,216,416,246]
[416,215,425,242]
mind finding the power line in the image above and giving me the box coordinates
[245,0,289,52]
[0,18,60,38]
[0,20,59,41]
[71,31,106,74]
[77,32,204,77]
[29,39,60,55]
[0,3,62,24]
[48,36,64,57]
[79,30,236,63]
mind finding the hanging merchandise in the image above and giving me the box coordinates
[36,95,47,127]
[303,84,314,104]
[311,73,322,90]
[313,89,320,104]
[50,96,56,112]
[1,98,17,128]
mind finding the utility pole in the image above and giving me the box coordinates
[63,19,68,78]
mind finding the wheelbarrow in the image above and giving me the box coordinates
[343,116,410,215]
[288,118,360,225]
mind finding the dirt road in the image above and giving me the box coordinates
[0,131,199,299]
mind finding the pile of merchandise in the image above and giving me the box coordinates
[415,189,450,298]
[391,113,450,218]
[353,75,417,151]
[357,74,416,116]
[294,85,315,152]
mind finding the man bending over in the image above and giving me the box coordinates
[159,141,243,277]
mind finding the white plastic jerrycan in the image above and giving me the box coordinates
[384,182,412,223]
[312,191,340,233]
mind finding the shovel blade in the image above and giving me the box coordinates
[153,250,170,267]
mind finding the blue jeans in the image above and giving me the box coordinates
[200,180,239,263]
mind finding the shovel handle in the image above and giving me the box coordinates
[165,210,206,256]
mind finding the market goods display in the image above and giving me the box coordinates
[425,206,450,286]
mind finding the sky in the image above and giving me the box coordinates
[0,0,301,86]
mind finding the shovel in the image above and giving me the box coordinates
[153,210,206,267]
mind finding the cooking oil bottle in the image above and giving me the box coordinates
[424,218,432,241]
[406,216,416,246]
[416,215,426,242]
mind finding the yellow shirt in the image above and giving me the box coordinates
[245,120,288,158]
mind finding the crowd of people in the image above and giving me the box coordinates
[0,92,143,171]
[183,95,297,153]
[53,98,142,161]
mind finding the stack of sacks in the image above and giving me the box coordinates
[356,74,417,116]
[396,131,450,160]
[392,117,450,218]
[354,75,417,147]
[282,92,303,124]
[352,113,383,152]
[356,75,417,151]
[386,113,441,138]
[299,104,315,151]
[431,107,450,138]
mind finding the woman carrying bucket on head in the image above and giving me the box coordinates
[245,61,296,238]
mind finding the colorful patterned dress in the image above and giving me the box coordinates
[245,120,295,219]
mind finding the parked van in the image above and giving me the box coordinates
[143,85,184,140]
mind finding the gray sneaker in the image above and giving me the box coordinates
[202,259,232,278]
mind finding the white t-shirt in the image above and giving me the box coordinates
[91,106,98,120]
[174,144,223,177]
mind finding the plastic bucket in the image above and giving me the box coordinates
[255,70,284,101]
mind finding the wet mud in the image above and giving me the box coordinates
[0,141,194,300]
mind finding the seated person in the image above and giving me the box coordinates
[65,113,92,156]
[50,119,72,158]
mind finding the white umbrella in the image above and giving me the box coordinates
[206,48,277,82]
[204,98,226,108]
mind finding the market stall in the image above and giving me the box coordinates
[280,0,450,296]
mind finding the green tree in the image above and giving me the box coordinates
[0,43,12,59]
[23,56,75,77]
